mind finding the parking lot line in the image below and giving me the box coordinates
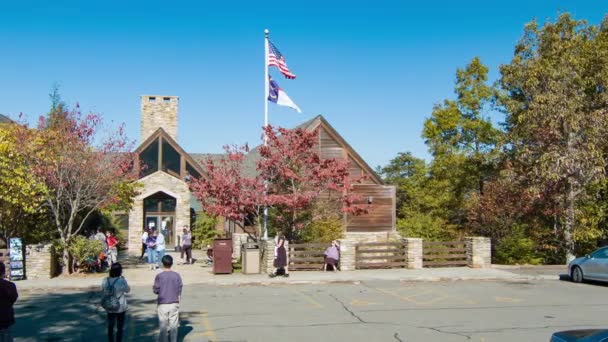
[197,310,218,341]
[285,286,324,309]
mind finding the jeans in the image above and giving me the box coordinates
[107,312,126,342]
[156,249,165,268]
[157,303,179,342]
[107,247,118,267]
[147,248,157,265]
[182,245,192,263]
[0,327,13,342]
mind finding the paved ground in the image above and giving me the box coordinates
[12,278,608,342]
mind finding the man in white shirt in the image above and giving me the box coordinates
[140,229,149,261]
[155,230,166,270]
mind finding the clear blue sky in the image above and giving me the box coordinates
[1,1,606,169]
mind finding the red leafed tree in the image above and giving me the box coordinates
[26,106,140,274]
[190,125,367,239]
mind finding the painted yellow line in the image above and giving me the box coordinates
[200,310,218,341]
[286,287,323,309]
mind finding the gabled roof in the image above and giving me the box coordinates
[0,114,13,124]
[297,115,383,184]
[136,127,206,177]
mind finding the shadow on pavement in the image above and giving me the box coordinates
[13,290,194,342]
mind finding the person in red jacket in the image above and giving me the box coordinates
[0,262,18,341]
[106,231,119,269]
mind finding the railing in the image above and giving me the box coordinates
[288,243,327,271]
[355,242,407,269]
[423,241,467,267]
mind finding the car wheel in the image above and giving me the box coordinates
[571,266,584,283]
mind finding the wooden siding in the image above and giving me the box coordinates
[347,185,395,233]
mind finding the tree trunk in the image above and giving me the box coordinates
[564,181,576,263]
[61,244,71,275]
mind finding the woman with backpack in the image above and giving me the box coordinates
[101,263,130,342]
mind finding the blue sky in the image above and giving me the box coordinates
[0,1,606,169]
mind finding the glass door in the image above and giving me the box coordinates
[161,216,174,249]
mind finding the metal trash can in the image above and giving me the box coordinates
[213,238,233,274]
[241,242,260,274]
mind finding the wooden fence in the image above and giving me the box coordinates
[423,241,467,267]
[355,242,407,269]
[288,243,327,271]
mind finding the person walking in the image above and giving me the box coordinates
[0,263,18,342]
[146,231,158,270]
[181,227,193,265]
[153,255,182,342]
[140,229,149,261]
[101,263,130,342]
[155,230,166,270]
[269,235,289,277]
[106,231,119,269]
[95,228,108,269]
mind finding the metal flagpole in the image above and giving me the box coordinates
[263,29,270,240]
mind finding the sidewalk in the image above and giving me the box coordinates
[16,252,565,291]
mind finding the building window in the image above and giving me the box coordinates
[186,162,201,180]
[139,139,159,178]
[149,96,156,102]
[163,97,171,102]
[161,138,181,177]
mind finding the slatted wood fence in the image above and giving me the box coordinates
[423,241,468,267]
[288,243,327,271]
[355,242,407,269]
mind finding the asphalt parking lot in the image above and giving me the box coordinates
[13,278,607,342]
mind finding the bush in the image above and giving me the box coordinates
[298,218,344,243]
[67,236,104,273]
[494,226,543,265]
[191,212,220,249]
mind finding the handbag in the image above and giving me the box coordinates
[101,278,121,311]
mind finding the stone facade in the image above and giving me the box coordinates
[465,236,492,268]
[337,238,356,271]
[404,238,423,269]
[127,171,191,253]
[141,95,178,143]
[344,231,402,243]
[231,233,249,260]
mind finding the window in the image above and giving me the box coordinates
[144,192,176,213]
[163,97,171,102]
[591,248,608,259]
[139,139,159,178]
[161,139,181,176]
[186,162,201,180]
[149,96,156,102]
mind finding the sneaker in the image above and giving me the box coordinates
[269,273,277,278]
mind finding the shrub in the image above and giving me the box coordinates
[67,235,104,273]
[494,226,543,265]
[298,218,344,243]
[191,212,220,249]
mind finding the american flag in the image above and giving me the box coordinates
[267,40,296,79]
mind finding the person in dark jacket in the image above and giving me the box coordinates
[0,262,18,341]
[269,235,289,277]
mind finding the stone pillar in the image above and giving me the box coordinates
[260,239,275,274]
[232,233,249,260]
[338,239,356,271]
[466,237,491,268]
[404,238,423,269]
[25,244,56,279]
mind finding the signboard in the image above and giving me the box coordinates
[9,238,24,280]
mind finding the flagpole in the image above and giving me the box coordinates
[263,29,270,240]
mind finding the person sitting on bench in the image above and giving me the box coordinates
[324,240,340,272]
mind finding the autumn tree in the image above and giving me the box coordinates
[498,14,608,261]
[25,106,140,273]
[190,125,367,240]
[0,122,48,245]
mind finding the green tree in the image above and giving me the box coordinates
[498,14,608,261]
[423,57,502,226]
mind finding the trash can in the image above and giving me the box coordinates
[213,238,233,274]
[241,242,260,274]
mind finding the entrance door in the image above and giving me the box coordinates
[144,215,175,249]
[143,192,177,250]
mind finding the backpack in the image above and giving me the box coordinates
[100,278,121,311]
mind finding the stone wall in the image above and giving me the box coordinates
[337,238,356,271]
[404,238,423,269]
[344,231,402,244]
[465,237,491,268]
[141,95,178,142]
[127,172,191,254]
[231,233,249,260]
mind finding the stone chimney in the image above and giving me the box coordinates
[140,95,178,142]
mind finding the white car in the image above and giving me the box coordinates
[568,247,608,283]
